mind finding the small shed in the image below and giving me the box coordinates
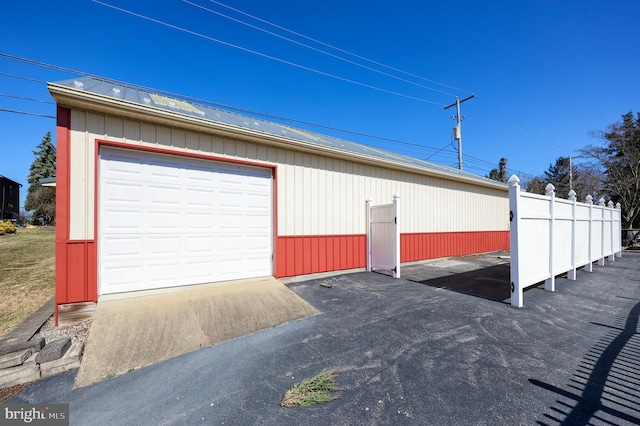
[48,77,509,310]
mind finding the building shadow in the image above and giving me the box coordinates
[407,263,520,304]
[530,299,640,425]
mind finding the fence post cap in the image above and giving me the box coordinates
[616,202,621,209]
[607,200,614,207]
[393,193,400,199]
[598,197,606,205]
[507,175,520,185]
[545,183,555,195]
[568,189,577,200]
[585,194,593,203]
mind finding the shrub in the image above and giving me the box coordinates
[0,221,17,235]
[281,369,341,407]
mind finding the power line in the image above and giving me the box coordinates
[0,108,55,119]
[474,95,567,155]
[0,54,518,177]
[464,153,499,168]
[91,0,445,106]
[206,0,473,95]
[184,0,457,97]
[0,72,46,84]
[463,153,537,181]
[0,93,54,104]
[424,142,455,161]
[0,53,450,153]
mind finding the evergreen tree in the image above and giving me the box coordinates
[524,176,547,195]
[487,158,508,183]
[581,111,640,228]
[543,156,575,198]
[25,131,56,224]
[498,157,507,183]
[487,168,500,181]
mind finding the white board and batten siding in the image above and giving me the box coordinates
[98,147,272,294]
[69,111,508,241]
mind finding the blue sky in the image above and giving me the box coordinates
[1,0,639,208]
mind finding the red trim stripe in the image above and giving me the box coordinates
[401,231,510,262]
[276,231,510,278]
[276,234,367,278]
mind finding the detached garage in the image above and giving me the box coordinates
[49,77,509,315]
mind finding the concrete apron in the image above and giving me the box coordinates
[74,277,320,388]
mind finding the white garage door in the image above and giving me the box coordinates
[99,147,273,295]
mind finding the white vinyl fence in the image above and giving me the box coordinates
[508,175,622,307]
[366,194,400,278]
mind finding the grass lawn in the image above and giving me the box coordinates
[0,226,55,338]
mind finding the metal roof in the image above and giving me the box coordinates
[51,76,504,188]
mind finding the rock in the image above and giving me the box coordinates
[0,349,32,370]
[0,337,45,357]
[36,338,71,364]
[40,343,84,379]
[0,354,40,389]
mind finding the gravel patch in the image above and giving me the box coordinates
[33,316,92,346]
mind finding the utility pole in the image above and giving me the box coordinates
[569,156,573,191]
[444,94,475,170]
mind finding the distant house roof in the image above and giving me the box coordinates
[0,175,22,187]
[39,177,56,187]
[48,76,505,190]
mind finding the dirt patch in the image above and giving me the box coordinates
[0,382,34,403]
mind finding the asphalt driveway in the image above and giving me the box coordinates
[9,252,640,425]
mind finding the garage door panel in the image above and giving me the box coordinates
[246,213,270,227]
[218,190,243,201]
[103,181,144,204]
[218,215,243,231]
[185,260,216,279]
[218,256,270,277]
[186,176,216,187]
[185,189,215,207]
[147,236,182,256]
[148,171,181,184]
[246,233,271,246]
[148,185,181,205]
[148,210,181,231]
[101,156,144,178]
[99,147,272,295]
[102,263,145,289]
[102,208,145,232]
[186,236,216,254]
[148,160,182,178]
[184,213,216,231]
[102,236,144,258]
[217,258,248,278]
